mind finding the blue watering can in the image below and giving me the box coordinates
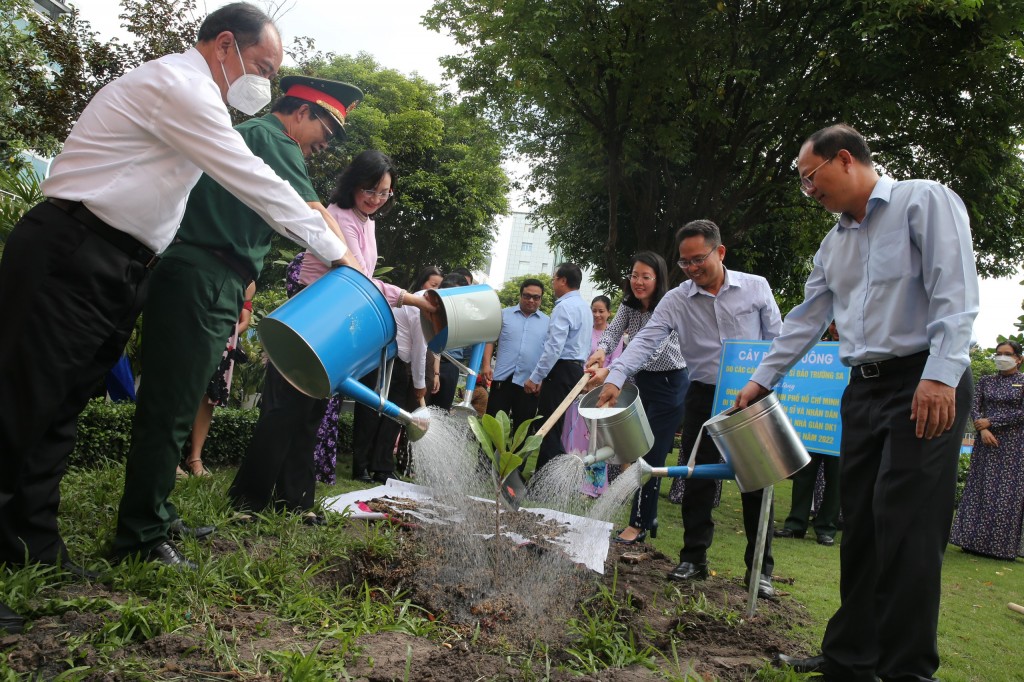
[258,266,431,440]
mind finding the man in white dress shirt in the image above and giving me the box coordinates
[0,2,358,610]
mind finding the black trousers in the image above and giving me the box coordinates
[628,368,689,530]
[352,359,415,476]
[487,377,541,473]
[678,381,774,576]
[228,362,325,513]
[535,359,585,472]
[0,202,150,565]
[821,360,971,682]
[784,452,841,538]
[429,358,460,411]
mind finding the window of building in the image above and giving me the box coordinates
[521,242,532,252]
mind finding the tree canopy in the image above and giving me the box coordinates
[274,47,509,287]
[426,0,1024,303]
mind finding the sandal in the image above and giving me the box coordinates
[185,457,210,477]
[175,466,188,480]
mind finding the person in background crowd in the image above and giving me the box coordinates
[593,222,780,598]
[950,340,1024,560]
[178,282,257,479]
[737,123,978,680]
[774,321,841,546]
[428,273,472,411]
[481,278,550,465]
[352,274,429,484]
[393,267,444,477]
[228,150,434,516]
[0,4,360,610]
[562,294,623,496]
[588,252,689,539]
[525,263,591,473]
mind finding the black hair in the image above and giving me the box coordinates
[997,339,1023,356]
[410,266,442,292]
[554,263,582,290]
[328,150,398,217]
[591,295,611,310]
[196,2,274,49]
[805,123,873,165]
[452,267,473,285]
[270,96,338,134]
[520,278,545,294]
[621,250,669,311]
[675,219,722,252]
[440,273,468,289]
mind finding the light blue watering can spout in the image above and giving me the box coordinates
[338,375,431,441]
[641,462,736,482]
[451,342,486,416]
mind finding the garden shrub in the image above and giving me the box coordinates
[71,398,355,468]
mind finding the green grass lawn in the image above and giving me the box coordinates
[1,454,1021,681]
[641,472,1024,682]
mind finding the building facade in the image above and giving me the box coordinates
[498,211,601,302]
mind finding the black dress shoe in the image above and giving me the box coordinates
[773,527,806,539]
[0,601,24,634]
[371,471,392,484]
[816,534,836,546]
[355,469,374,483]
[169,518,216,541]
[612,527,648,545]
[145,541,197,570]
[667,560,709,581]
[775,653,825,673]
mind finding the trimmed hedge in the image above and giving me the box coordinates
[71,398,354,468]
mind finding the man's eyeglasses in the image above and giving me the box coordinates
[360,188,394,200]
[520,293,542,301]
[800,154,836,195]
[677,249,715,270]
[629,273,655,282]
[312,115,335,142]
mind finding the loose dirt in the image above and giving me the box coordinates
[1,515,812,681]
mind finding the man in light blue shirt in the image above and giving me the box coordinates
[593,220,782,598]
[481,279,549,442]
[525,263,591,471]
[738,124,978,681]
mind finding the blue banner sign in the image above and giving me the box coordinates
[713,340,850,456]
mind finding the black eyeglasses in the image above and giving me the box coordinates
[677,249,715,270]
[520,293,542,301]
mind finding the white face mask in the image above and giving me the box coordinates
[994,355,1018,372]
[221,39,272,116]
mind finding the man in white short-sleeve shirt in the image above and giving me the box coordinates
[0,3,360,618]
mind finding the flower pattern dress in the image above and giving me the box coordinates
[950,370,1024,559]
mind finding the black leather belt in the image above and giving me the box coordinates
[556,359,584,367]
[47,198,159,268]
[851,350,929,379]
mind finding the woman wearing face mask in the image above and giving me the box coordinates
[588,252,690,543]
[949,340,1024,560]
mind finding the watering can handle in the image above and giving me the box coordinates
[685,406,741,471]
[535,373,592,438]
